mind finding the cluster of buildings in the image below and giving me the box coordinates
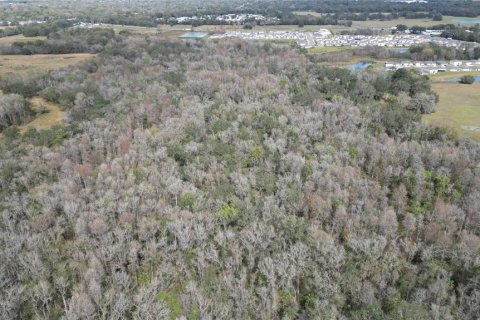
[314,34,459,48]
[75,22,102,29]
[384,60,480,74]
[0,20,46,26]
[168,14,279,25]
[210,29,332,48]
[210,30,471,50]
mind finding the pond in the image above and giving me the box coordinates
[180,32,208,39]
[388,48,409,54]
[347,61,373,72]
[454,19,480,25]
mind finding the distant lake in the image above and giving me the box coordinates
[388,48,409,54]
[180,32,208,39]
[454,19,480,25]
[448,75,480,83]
[348,61,373,71]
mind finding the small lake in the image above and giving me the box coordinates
[447,75,480,83]
[388,48,409,54]
[180,32,208,39]
[454,19,480,25]
[347,61,373,72]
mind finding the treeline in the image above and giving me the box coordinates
[18,19,75,37]
[155,0,480,20]
[0,28,120,55]
[0,20,76,39]
[0,94,33,132]
[409,42,480,60]
[275,13,348,27]
[441,25,480,44]
[265,0,480,18]
[396,23,480,44]
[309,42,480,64]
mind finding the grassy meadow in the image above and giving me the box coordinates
[20,97,64,133]
[424,72,480,140]
[0,53,95,74]
[0,53,93,133]
[0,34,46,45]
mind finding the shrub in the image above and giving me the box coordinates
[217,202,238,220]
[459,75,475,84]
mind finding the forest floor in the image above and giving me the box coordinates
[424,71,480,140]
[0,53,95,74]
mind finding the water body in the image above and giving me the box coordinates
[180,32,208,39]
[347,61,373,72]
[388,48,409,54]
[454,19,480,25]
[448,75,480,83]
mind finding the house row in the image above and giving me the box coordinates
[384,60,480,74]
[211,31,474,50]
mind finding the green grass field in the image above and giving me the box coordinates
[293,11,325,18]
[424,75,480,140]
[307,46,355,54]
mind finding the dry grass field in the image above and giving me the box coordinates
[0,53,95,74]
[20,97,64,133]
[0,91,64,134]
[352,16,480,28]
[0,34,46,45]
[99,24,161,35]
[97,24,190,39]
[0,53,94,134]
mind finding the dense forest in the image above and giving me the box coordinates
[0,34,479,319]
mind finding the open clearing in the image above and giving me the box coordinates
[0,91,64,134]
[20,97,64,133]
[0,53,93,134]
[99,24,161,35]
[294,11,325,18]
[352,16,480,28]
[424,77,480,140]
[307,46,355,54]
[0,53,95,74]
[0,34,46,45]
[97,24,188,39]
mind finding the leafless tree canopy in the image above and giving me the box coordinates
[0,38,479,319]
